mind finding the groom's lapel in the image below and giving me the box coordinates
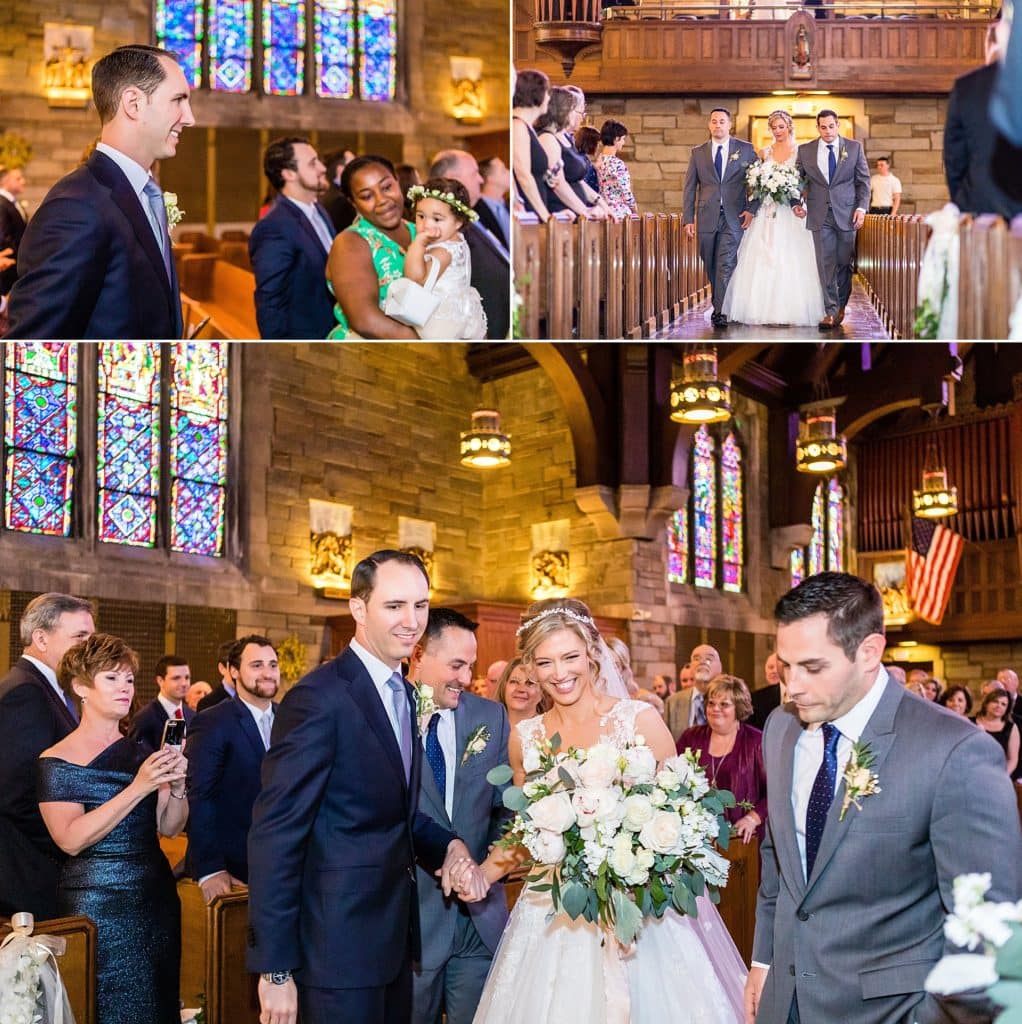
[450,702,474,824]
[777,715,808,900]
[804,681,903,894]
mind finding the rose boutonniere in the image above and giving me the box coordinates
[164,191,185,233]
[729,150,740,163]
[461,725,490,766]
[839,148,849,163]
[839,740,881,820]
[414,682,437,733]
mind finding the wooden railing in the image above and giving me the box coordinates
[514,214,709,339]
[856,213,931,339]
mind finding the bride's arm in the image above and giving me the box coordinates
[481,727,530,883]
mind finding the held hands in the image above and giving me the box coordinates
[793,204,807,220]
[199,870,247,905]
[438,839,490,903]
[739,211,754,230]
[0,247,13,272]
[258,976,297,1024]
[134,746,187,796]
[743,965,768,1024]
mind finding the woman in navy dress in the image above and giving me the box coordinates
[37,634,188,1024]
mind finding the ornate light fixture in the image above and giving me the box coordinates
[912,439,958,519]
[796,403,847,474]
[460,408,511,468]
[669,347,731,424]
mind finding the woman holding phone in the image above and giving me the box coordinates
[37,633,187,1024]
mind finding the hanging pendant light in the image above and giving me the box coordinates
[460,408,511,468]
[669,346,731,424]
[912,439,958,518]
[796,404,847,474]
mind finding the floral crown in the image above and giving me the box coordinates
[407,184,479,222]
[516,606,596,636]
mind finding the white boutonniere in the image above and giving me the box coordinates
[461,725,490,766]
[839,740,881,820]
[729,150,740,163]
[839,148,849,163]
[414,682,437,733]
[164,191,185,233]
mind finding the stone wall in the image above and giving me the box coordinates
[584,93,949,215]
[942,642,1022,696]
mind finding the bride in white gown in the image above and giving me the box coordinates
[722,110,825,326]
[473,599,747,1024]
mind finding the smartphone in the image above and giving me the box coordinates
[161,718,187,749]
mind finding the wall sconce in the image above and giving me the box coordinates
[309,499,353,598]
[530,520,570,600]
[43,24,93,108]
[449,56,484,125]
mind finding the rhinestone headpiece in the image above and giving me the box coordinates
[516,606,596,636]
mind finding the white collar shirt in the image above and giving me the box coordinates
[421,705,456,818]
[285,195,334,253]
[238,695,275,749]
[158,694,185,720]
[349,638,407,747]
[817,137,841,180]
[95,143,159,230]
[23,654,65,706]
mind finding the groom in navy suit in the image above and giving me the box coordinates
[247,551,490,1024]
[248,136,336,339]
[7,44,192,339]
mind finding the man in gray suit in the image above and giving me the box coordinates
[745,572,1021,1024]
[682,108,758,329]
[665,644,721,744]
[408,608,510,1024]
[794,109,871,330]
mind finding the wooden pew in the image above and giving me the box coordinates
[958,214,1010,339]
[856,213,930,338]
[2,915,97,1024]
[178,254,259,339]
[716,836,759,966]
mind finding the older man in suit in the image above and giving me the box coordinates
[249,136,336,339]
[745,572,1021,1024]
[248,551,489,1024]
[187,635,279,903]
[665,645,721,744]
[407,608,510,1024]
[129,655,194,753]
[7,45,192,339]
[0,593,95,919]
[682,107,758,329]
[794,110,871,330]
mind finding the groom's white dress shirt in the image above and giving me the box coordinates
[814,137,866,215]
[421,706,456,818]
[95,142,164,248]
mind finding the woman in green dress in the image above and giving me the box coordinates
[326,155,420,339]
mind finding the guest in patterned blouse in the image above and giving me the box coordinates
[596,119,638,220]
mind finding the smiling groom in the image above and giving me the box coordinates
[8,45,192,339]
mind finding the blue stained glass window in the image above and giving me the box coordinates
[790,549,805,589]
[3,343,78,536]
[359,0,396,101]
[210,0,254,92]
[264,0,305,95]
[315,0,355,98]
[720,432,743,594]
[156,0,205,88]
[667,509,688,585]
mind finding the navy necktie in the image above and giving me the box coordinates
[805,722,841,878]
[827,143,837,183]
[425,713,446,801]
[714,144,724,181]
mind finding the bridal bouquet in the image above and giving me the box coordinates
[745,160,803,205]
[487,736,735,945]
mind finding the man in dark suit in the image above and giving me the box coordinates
[321,149,358,234]
[0,593,95,919]
[944,12,1022,221]
[749,652,784,731]
[187,635,279,904]
[0,165,28,299]
[429,149,510,340]
[196,639,238,712]
[7,44,192,339]
[407,609,510,1024]
[249,136,336,339]
[128,654,194,753]
[247,550,489,1024]
[474,157,511,251]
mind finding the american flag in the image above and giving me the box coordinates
[906,518,964,625]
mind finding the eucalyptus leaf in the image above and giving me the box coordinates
[691,870,705,896]
[997,927,1022,980]
[718,820,731,849]
[718,789,737,808]
[549,731,562,753]
[561,882,588,919]
[557,766,577,791]
[503,787,529,812]
[487,764,514,785]
[990,980,1022,1011]
[612,889,644,946]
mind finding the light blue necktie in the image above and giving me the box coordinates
[309,203,335,253]
[805,722,840,878]
[385,672,412,781]
[827,143,837,184]
[142,178,173,282]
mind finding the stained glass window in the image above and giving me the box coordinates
[156,0,204,88]
[693,425,716,588]
[720,433,743,593]
[97,344,161,548]
[667,509,688,585]
[315,0,356,98]
[827,477,844,572]
[808,481,825,577]
[170,343,228,556]
[3,344,78,536]
[209,0,254,92]
[790,548,805,589]
[263,0,305,95]
[359,0,397,101]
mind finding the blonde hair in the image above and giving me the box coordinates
[517,597,606,690]
[496,657,547,715]
[767,110,795,138]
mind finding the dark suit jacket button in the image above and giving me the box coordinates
[797,910,809,921]
[789,964,796,975]
[247,926,257,947]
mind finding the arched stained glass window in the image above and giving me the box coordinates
[808,481,825,577]
[693,425,716,588]
[359,0,397,101]
[667,509,688,585]
[263,0,305,95]
[315,0,356,98]
[789,549,805,589]
[3,343,78,536]
[97,344,161,548]
[720,432,742,593]
[156,0,204,88]
[827,477,844,572]
[170,343,228,556]
[209,0,254,92]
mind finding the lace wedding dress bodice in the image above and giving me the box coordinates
[517,699,647,770]
[762,143,797,170]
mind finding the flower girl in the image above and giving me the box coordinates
[384,177,487,339]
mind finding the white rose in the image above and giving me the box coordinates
[578,743,620,790]
[527,828,567,864]
[609,832,636,877]
[622,793,655,832]
[656,766,680,790]
[622,745,657,786]
[638,810,684,854]
[593,786,626,828]
[572,787,603,828]
[523,780,542,799]
[953,873,992,914]
[624,862,650,886]
[522,745,541,774]
[529,791,576,833]
[925,953,998,996]
[649,787,668,807]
